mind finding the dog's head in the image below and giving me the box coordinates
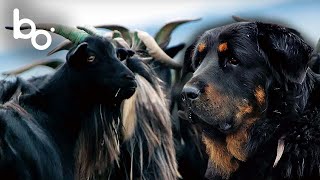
[181,22,312,177]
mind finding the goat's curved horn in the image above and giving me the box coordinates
[232,15,250,22]
[2,59,63,76]
[74,28,112,39]
[47,40,73,56]
[155,18,201,49]
[5,23,89,44]
[95,25,131,44]
[77,25,101,37]
[137,30,182,69]
[113,37,130,49]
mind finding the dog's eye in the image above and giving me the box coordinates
[87,55,95,63]
[227,57,239,66]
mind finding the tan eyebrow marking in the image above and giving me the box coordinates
[218,42,228,52]
[198,42,207,53]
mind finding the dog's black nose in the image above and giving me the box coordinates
[182,86,200,100]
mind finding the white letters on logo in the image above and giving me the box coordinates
[13,9,52,50]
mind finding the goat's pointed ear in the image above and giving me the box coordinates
[66,42,88,66]
[256,22,312,84]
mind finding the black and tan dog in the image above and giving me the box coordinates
[181,21,320,179]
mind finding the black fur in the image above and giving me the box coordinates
[309,53,320,74]
[0,78,62,180]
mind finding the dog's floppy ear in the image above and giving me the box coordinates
[256,22,313,84]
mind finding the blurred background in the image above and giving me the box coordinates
[0,0,319,79]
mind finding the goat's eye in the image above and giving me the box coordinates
[227,57,239,66]
[87,56,95,63]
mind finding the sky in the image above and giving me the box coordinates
[0,0,320,78]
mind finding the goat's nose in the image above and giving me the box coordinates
[182,85,200,100]
[120,72,135,81]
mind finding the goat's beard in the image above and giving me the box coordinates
[74,103,121,180]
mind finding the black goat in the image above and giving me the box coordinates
[4,23,182,180]
[0,32,136,180]
[0,49,180,180]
